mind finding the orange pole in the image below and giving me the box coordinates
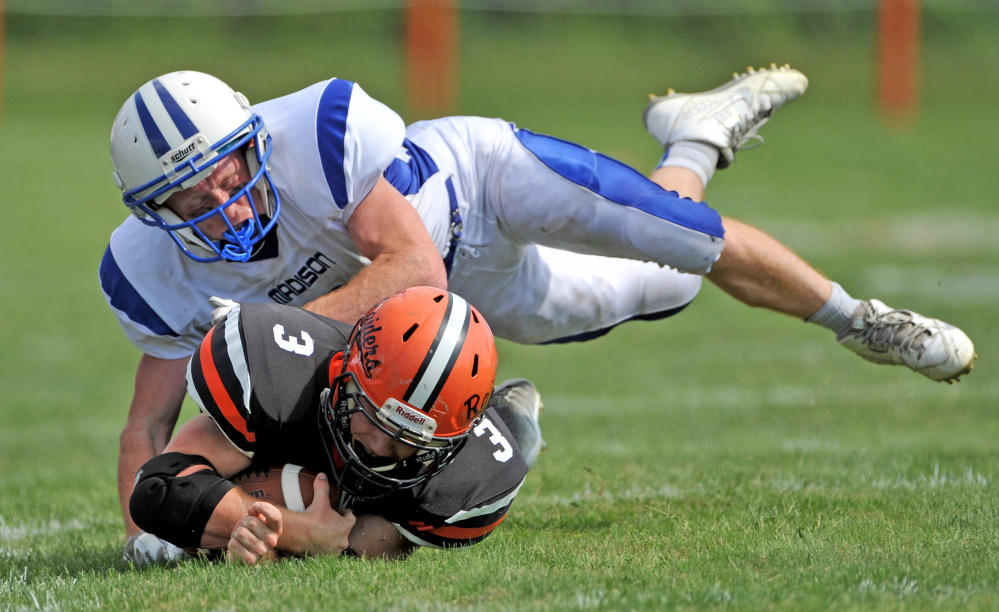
[0,0,5,123]
[877,0,921,122]
[405,0,458,120]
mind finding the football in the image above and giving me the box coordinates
[184,464,340,559]
[231,464,340,511]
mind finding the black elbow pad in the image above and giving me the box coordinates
[130,452,236,549]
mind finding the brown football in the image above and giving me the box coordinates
[231,464,340,511]
[184,464,340,559]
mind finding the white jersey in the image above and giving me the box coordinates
[100,79,450,359]
[101,79,725,358]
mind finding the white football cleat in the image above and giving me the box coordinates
[644,64,808,168]
[490,379,547,468]
[837,300,976,383]
[123,532,190,566]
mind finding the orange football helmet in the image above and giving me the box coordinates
[320,287,498,504]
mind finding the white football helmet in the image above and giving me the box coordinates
[110,71,280,262]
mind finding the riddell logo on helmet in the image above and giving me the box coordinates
[358,316,382,378]
[169,141,198,164]
[382,398,438,437]
[394,404,428,426]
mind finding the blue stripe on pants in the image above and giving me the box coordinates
[514,127,724,239]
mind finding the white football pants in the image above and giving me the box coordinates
[406,116,726,344]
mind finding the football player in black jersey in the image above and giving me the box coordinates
[128,287,540,562]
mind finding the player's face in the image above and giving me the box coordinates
[164,151,264,240]
[348,409,420,462]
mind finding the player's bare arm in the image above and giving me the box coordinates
[226,499,416,562]
[164,413,253,477]
[226,500,283,564]
[304,177,447,323]
[160,414,355,559]
[118,355,189,537]
[224,477,355,564]
[167,414,416,564]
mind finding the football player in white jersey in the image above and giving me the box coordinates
[103,67,975,563]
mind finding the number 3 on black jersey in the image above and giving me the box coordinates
[474,418,513,462]
[272,324,315,356]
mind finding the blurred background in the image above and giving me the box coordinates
[0,0,996,536]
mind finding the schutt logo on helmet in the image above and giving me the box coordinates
[169,141,199,164]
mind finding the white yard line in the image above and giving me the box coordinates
[861,265,999,303]
[548,382,951,416]
[0,517,105,542]
[755,212,999,258]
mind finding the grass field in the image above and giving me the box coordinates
[1,8,998,610]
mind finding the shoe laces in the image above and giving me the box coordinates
[855,305,934,358]
[736,133,765,151]
[729,110,771,150]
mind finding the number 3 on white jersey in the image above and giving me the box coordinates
[474,418,513,462]
[272,324,315,356]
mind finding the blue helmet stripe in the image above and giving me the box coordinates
[133,91,171,158]
[153,78,199,140]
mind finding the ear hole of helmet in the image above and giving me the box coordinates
[402,324,418,342]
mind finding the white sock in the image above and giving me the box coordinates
[656,141,719,187]
[805,282,863,335]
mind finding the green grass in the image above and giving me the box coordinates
[1,9,998,611]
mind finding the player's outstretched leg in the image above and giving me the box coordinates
[490,379,547,468]
[835,299,976,383]
[644,64,808,168]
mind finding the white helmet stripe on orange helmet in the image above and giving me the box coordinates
[404,293,470,410]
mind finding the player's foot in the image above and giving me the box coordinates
[644,64,808,168]
[837,300,976,383]
[123,532,190,566]
[490,379,547,468]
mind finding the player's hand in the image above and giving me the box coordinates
[227,502,283,564]
[302,473,355,556]
[208,296,238,326]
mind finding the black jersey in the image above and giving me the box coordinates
[187,302,527,549]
